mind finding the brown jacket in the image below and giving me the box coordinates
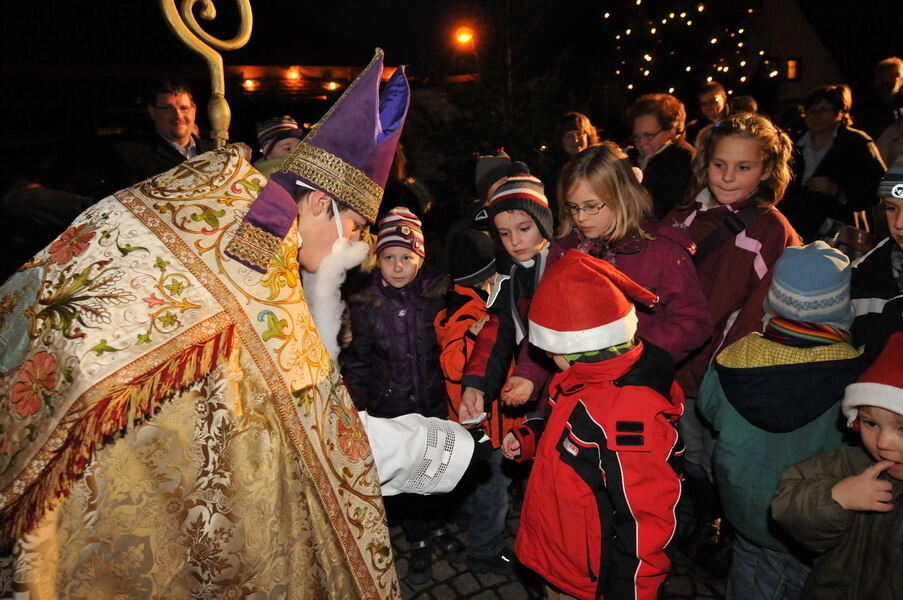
[772,445,903,600]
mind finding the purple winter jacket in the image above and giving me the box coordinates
[341,270,448,419]
[514,225,712,392]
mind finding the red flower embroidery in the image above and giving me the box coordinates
[337,418,370,462]
[11,351,58,418]
[143,293,167,307]
[48,224,96,265]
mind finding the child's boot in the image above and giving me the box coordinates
[430,526,466,563]
[406,540,432,585]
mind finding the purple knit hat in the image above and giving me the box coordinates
[278,49,410,224]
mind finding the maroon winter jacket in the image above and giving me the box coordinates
[663,193,800,396]
[513,226,712,397]
[550,227,711,362]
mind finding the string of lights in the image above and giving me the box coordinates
[602,2,781,97]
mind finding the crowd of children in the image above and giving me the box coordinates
[308,107,902,599]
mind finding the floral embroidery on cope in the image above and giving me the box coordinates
[10,351,57,418]
[48,224,97,265]
[337,417,370,461]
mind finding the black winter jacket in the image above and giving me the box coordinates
[341,270,448,419]
[851,237,903,364]
[628,140,695,220]
[783,125,886,242]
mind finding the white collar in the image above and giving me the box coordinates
[798,124,839,148]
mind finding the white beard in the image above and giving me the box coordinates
[301,237,370,362]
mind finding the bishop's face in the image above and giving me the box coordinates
[297,191,368,273]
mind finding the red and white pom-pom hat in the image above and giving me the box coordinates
[528,249,659,354]
[842,332,903,426]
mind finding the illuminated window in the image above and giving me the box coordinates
[786,58,801,81]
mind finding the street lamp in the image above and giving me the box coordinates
[454,26,475,47]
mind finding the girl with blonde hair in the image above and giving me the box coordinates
[551,142,711,362]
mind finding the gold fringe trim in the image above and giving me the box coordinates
[0,322,237,552]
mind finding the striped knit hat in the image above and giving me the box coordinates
[376,206,425,257]
[486,162,553,240]
[763,241,854,330]
[878,153,903,199]
[257,116,300,157]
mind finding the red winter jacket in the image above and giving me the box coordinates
[511,342,684,600]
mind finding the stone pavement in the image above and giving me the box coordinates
[389,493,727,599]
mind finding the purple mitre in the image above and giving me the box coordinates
[225,49,411,274]
[280,48,410,225]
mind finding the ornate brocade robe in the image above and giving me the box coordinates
[0,145,400,599]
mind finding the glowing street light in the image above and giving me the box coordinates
[454,26,475,46]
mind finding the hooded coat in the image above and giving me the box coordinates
[510,343,683,600]
[697,333,867,553]
[772,445,903,600]
[342,270,448,419]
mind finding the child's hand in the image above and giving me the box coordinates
[339,319,353,347]
[468,318,487,336]
[804,176,838,197]
[501,376,534,406]
[830,460,895,512]
[501,432,521,460]
[459,387,485,423]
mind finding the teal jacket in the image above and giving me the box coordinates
[698,334,866,553]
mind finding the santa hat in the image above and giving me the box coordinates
[486,162,553,240]
[528,249,658,354]
[842,332,903,426]
[376,206,425,258]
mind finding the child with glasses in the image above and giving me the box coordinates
[551,142,711,363]
[505,143,711,426]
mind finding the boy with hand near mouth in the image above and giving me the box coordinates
[772,332,903,599]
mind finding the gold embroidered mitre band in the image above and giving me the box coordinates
[279,141,383,224]
[275,48,410,226]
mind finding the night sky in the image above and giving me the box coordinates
[0,1,897,195]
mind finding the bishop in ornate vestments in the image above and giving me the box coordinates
[0,50,476,599]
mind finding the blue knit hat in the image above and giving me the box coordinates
[763,241,854,330]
